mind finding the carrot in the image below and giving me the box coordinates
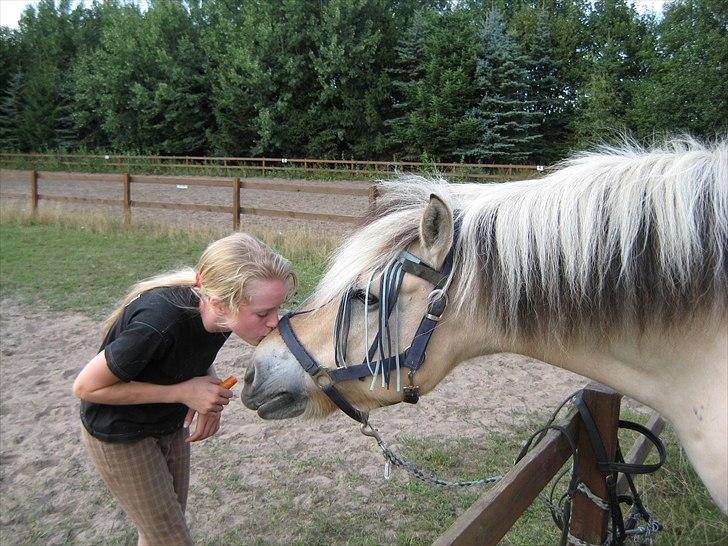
[219,376,237,389]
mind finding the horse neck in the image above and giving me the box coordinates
[512,320,727,422]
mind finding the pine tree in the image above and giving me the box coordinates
[464,7,542,163]
[0,70,23,150]
[385,8,432,159]
[571,0,654,146]
[526,9,567,163]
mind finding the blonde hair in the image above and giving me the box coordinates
[101,232,296,339]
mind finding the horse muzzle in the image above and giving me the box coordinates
[240,344,309,419]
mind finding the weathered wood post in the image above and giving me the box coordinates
[30,170,38,215]
[232,177,241,230]
[122,172,131,226]
[568,383,622,546]
[367,184,378,216]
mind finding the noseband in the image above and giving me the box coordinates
[278,223,459,424]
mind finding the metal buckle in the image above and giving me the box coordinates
[403,371,420,404]
[313,368,333,387]
[403,385,420,404]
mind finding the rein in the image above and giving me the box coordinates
[518,392,666,546]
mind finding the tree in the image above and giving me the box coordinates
[386,6,480,161]
[305,0,396,158]
[525,9,568,163]
[570,66,625,144]
[570,0,655,146]
[0,70,24,150]
[464,6,542,163]
[629,0,728,138]
[13,0,81,150]
[385,8,432,158]
[199,0,266,155]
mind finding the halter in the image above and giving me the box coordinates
[278,219,460,424]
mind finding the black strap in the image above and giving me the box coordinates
[279,314,368,424]
[321,384,368,424]
[278,314,320,375]
[572,391,667,545]
[574,393,666,475]
[401,259,448,287]
[403,295,446,372]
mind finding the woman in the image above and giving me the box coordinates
[73,232,296,545]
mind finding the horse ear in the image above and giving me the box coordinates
[418,193,454,268]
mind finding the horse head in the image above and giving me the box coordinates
[241,190,490,419]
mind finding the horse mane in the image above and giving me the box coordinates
[314,136,728,342]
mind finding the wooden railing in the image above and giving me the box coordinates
[0,152,543,182]
[0,170,376,229]
[434,383,665,546]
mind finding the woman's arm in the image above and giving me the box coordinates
[72,351,232,414]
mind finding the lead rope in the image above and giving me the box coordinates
[360,420,503,488]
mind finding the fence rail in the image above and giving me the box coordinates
[434,384,665,546]
[0,152,543,182]
[0,169,373,228]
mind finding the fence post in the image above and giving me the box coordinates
[232,177,240,230]
[30,170,38,215]
[367,184,378,215]
[568,383,622,546]
[262,158,266,177]
[122,172,131,226]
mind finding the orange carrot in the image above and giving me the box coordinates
[219,376,237,389]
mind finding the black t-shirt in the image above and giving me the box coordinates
[81,287,230,443]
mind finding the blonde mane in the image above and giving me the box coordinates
[313,137,728,341]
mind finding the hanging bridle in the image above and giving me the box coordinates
[278,221,460,424]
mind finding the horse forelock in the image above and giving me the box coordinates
[313,138,728,342]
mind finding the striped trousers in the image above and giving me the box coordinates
[82,426,193,546]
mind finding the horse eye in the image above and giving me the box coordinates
[352,289,379,306]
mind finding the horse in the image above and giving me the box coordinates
[241,137,728,513]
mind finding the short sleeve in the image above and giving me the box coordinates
[104,321,168,382]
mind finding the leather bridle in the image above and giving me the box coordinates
[278,222,459,424]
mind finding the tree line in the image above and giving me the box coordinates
[0,0,725,164]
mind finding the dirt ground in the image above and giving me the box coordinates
[0,296,594,545]
[1,171,593,544]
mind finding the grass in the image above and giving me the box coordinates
[0,206,335,317]
[1,212,726,545]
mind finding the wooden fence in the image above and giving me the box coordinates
[0,170,376,229]
[0,152,543,182]
[434,383,665,546]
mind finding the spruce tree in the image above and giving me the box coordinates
[306,0,395,159]
[386,9,432,159]
[526,9,567,163]
[0,70,23,150]
[465,7,541,163]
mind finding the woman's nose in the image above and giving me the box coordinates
[266,312,280,328]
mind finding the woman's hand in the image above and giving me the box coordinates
[184,408,221,443]
[176,375,233,414]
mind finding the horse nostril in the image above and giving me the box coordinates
[244,365,255,385]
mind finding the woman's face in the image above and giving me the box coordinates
[223,278,289,345]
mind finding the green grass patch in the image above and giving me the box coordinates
[0,211,333,317]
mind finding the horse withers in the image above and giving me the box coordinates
[241,138,728,514]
